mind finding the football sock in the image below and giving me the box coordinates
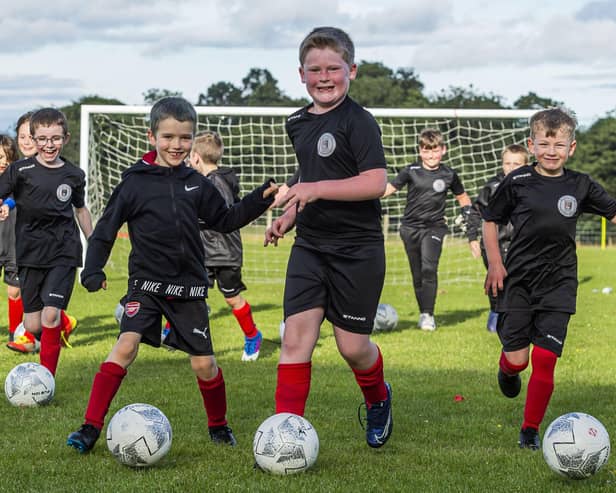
[352,346,387,407]
[85,362,127,430]
[275,362,311,415]
[39,323,62,375]
[197,367,228,428]
[232,301,258,338]
[8,297,23,335]
[499,351,528,376]
[523,346,558,430]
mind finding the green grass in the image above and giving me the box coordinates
[1,244,616,492]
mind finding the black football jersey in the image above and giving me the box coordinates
[390,162,465,227]
[482,164,616,312]
[0,156,86,267]
[285,96,387,244]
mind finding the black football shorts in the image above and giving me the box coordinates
[19,265,76,312]
[498,310,570,356]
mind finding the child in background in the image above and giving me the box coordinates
[466,144,529,332]
[67,97,277,453]
[6,111,78,353]
[0,135,22,343]
[190,130,263,361]
[483,107,616,449]
[0,108,93,374]
[383,128,478,331]
[265,27,393,449]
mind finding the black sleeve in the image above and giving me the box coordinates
[466,205,482,241]
[199,178,275,233]
[286,169,300,187]
[389,166,410,190]
[449,170,465,196]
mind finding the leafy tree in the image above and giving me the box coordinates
[514,92,563,110]
[430,85,505,109]
[242,68,304,106]
[197,82,244,106]
[60,95,125,165]
[142,88,183,104]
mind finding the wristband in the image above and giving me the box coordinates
[4,198,15,210]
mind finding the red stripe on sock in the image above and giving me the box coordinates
[352,346,387,406]
[197,367,228,427]
[84,362,127,430]
[523,346,558,430]
[232,301,258,338]
[275,362,311,415]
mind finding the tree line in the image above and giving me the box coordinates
[54,62,615,199]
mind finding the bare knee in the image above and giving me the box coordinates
[191,355,218,380]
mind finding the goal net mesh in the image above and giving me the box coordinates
[83,106,533,286]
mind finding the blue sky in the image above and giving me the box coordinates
[1,0,615,133]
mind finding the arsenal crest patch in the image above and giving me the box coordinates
[124,301,141,318]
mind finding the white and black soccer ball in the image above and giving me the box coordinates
[4,362,55,407]
[114,302,124,325]
[253,412,319,475]
[106,403,172,467]
[543,412,611,479]
[373,303,398,331]
[279,321,286,340]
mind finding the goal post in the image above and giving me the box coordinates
[80,105,536,286]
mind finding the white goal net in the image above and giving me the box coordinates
[81,105,535,286]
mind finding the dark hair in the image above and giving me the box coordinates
[529,107,577,141]
[150,97,197,134]
[29,108,69,136]
[0,134,19,163]
[299,27,354,66]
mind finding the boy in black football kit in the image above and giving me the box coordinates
[190,130,263,361]
[466,144,528,332]
[67,97,277,453]
[482,108,616,450]
[265,27,393,449]
[383,129,477,331]
[0,108,93,375]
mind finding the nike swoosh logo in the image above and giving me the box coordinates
[185,185,199,192]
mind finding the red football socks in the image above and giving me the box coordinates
[275,362,312,415]
[352,347,387,407]
[197,368,228,427]
[232,302,258,338]
[523,346,558,430]
[499,351,528,376]
[8,297,23,334]
[39,324,62,375]
[85,362,127,430]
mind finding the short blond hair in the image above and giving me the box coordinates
[193,130,224,164]
[502,144,529,164]
[529,107,577,141]
[418,128,444,148]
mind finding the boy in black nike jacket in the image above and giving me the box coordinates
[67,97,277,453]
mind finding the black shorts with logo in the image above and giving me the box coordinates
[284,238,385,334]
[121,290,213,356]
[497,310,570,357]
[19,265,76,312]
[206,266,247,298]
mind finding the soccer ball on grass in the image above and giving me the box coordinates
[542,412,610,479]
[106,403,172,467]
[4,362,55,407]
[253,412,319,475]
[373,303,398,331]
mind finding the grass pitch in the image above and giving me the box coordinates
[1,241,615,492]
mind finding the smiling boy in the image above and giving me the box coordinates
[0,108,93,375]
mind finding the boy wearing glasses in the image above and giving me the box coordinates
[0,108,92,378]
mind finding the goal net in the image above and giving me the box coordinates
[81,105,535,286]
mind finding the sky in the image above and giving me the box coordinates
[2,0,615,134]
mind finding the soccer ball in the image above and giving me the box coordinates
[542,412,611,479]
[106,403,172,467]
[4,362,55,407]
[373,303,398,331]
[279,320,285,340]
[114,302,124,324]
[253,413,319,475]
